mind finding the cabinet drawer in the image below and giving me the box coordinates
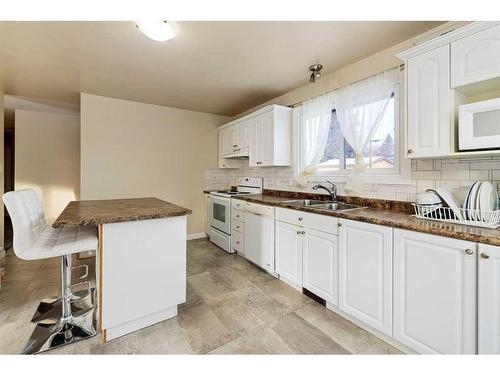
[232,209,245,222]
[232,230,245,253]
[276,207,338,235]
[232,220,245,234]
[232,199,245,211]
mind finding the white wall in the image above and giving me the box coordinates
[15,109,80,223]
[80,93,229,235]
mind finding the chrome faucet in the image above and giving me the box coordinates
[312,181,338,202]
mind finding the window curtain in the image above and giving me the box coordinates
[335,70,399,195]
[298,91,335,180]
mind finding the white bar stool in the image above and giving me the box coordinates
[3,189,98,354]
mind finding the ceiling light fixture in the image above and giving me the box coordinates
[136,21,176,42]
[309,64,323,83]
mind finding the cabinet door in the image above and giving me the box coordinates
[303,228,338,305]
[407,45,451,158]
[452,24,500,88]
[275,220,302,289]
[338,219,393,335]
[260,112,274,166]
[204,194,210,235]
[237,120,249,149]
[219,127,233,157]
[393,229,477,354]
[249,116,262,167]
[478,243,500,354]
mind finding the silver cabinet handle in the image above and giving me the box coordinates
[296,231,301,234]
[301,230,305,235]
[465,249,474,255]
[481,253,490,259]
[256,161,262,165]
[338,222,342,227]
[298,217,303,221]
[407,148,413,154]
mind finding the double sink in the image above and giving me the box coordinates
[282,199,365,212]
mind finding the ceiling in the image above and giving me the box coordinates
[0,21,444,116]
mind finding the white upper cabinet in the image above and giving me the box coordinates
[452,24,500,88]
[218,105,291,168]
[406,45,451,158]
[338,219,393,336]
[249,106,291,167]
[478,243,500,354]
[219,120,249,158]
[393,229,477,354]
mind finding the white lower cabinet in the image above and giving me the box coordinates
[478,243,500,354]
[393,229,477,354]
[275,221,302,289]
[338,219,393,336]
[303,228,339,305]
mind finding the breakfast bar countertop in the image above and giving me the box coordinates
[53,197,192,228]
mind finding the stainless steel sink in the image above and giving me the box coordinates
[312,202,365,211]
[283,199,330,206]
[283,199,365,211]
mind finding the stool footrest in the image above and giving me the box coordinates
[71,264,89,281]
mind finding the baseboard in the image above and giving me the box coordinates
[187,232,208,240]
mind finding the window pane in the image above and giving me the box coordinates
[345,95,395,170]
[317,109,341,170]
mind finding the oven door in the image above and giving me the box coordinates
[209,195,231,234]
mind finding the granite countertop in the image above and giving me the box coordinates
[53,197,192,228]
[232,193,500,246]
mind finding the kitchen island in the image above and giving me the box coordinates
[53,197,192,342]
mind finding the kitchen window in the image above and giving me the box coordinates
[294,79,410,184]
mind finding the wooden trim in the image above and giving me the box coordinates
[98,224,103,336]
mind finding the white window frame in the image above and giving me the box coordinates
[293,82,411,185]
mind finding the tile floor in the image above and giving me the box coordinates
[0,238,401,355]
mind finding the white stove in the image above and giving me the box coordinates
[209,177,263,197]
[208,177,262,253]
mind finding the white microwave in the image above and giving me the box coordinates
[459,97,500,151]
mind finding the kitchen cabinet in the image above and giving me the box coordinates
[406,44,451,158]
[275,208,338,298]
[220,121,249,158]
[303,228,339,305]
[452,23,500,88]
[393,229,477,354]
[248,105,291,167]
[275,220,302,289]
[478,243,500,354]
[338,219,392,335]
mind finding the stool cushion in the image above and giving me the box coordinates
[30,226,98,261]
[3,189,98,261]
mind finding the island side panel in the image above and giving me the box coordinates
[99,216,187,341]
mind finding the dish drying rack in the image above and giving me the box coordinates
[413,204,500,229]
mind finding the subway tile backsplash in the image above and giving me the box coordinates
[204,156,500,203]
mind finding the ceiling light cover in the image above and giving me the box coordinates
[136,21,176,42]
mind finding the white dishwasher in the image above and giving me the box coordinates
[244,202,276,275]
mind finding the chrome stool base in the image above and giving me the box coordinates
[31,288,95,323]
[22,305,97,354]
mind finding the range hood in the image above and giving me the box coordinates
[222,147,249,159]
